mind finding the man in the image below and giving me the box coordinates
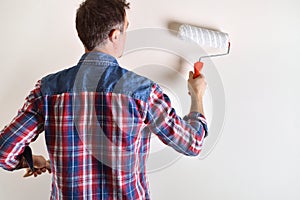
[0,0,208,199]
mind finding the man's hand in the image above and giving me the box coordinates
[23,155,51,178]
[188,71,207,98]
[188,71,207,115]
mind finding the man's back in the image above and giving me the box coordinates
[42,52,154,199]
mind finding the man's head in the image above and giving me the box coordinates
[76,0,130,58]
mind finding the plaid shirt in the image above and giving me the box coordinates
[0,52,208,200]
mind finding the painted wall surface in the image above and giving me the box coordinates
[0,0,299,199]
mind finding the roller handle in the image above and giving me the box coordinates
[193,61,204,79]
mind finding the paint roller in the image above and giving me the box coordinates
[178,24,230,78]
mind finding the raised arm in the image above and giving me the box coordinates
[145,71,208,156]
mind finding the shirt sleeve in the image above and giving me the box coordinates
[145,83,208,156]
[0,80,44,171]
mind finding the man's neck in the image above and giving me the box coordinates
[86,46,116,58]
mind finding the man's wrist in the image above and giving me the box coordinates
[15,156,28,170]
[190,95,204,115]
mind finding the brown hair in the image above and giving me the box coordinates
[76,0,130,51]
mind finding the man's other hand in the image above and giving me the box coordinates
[23,155,51,178]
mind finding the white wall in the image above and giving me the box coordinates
[1,0,300,199]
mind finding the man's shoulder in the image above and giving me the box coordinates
[40,65,80,96]
[103,65,155,102]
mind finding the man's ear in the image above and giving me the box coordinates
[109,29,121,43]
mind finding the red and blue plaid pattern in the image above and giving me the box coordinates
[0,52,207,200]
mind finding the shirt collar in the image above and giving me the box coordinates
[78,51,118,66]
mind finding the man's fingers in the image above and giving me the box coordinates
[33,169,42,177]
[189,71,193,79]
[23,159,51,178]
[23,169,33,178]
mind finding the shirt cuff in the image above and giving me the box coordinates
[184,112,208,138]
